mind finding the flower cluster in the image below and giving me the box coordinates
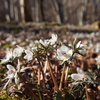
[1,45,24,64]
[3,59,31,89]
[1,33,94,100]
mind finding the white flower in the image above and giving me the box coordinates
[95,43,100,53]
[95,55,100,64]
[38,34,57,47]
[3,59,31,90]
[6,65,16,78]
[1,51,13,64]
[76,41,85,54]
[71,67,90,81]
[49,34,57,45]
[0,46,24,64]
[13,45,24,58]
[57,45,73,63]
[79,49,86,55]
[24,49,33,61]
[76,41,84,48]
[39,39,50,46]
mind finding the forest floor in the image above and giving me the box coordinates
[0,22,100,100]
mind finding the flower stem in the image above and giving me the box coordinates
[38,67,40,85]
[46,56,58,90]
[86,84,90,100]
[38,61,46,88]
[64,66,69,87]
[59,62,66,91]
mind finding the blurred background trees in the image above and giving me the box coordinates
[0,0,100,25]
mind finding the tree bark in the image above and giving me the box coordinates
[38,0,44,22]
[63,0,68,23]
[30,0,35,22]
[49,0,61,24]
[19,0,25,23]
[9,0,14,20]
[35,0,44,22]
[35,0,39,22]
[4,0,10,22]
[77,0,88,25]
[14,0,19,22]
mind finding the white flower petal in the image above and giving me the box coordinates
[6,52,13,60]
[95,56,100,64]
[77,67,84,74]
[79,49,86,54]
[38,34,57,47]
[7,64,15,70]
[25,49,33,55]
[57,45,72,61]
[1,52,13,63]
[50,34,57,44]
[24,49,33,61]
[71,74,84,81]
[20,67,31,72]
[3,78,12,90]
[13,45,24,58]
[76,41,81,48]
[76,41,84,48]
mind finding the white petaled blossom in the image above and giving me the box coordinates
[1,51,13,64]
[76,41,84,48]
[49,34,57,45]
[0,46,24,64]
[24,49,33,61]
[3,59,31,90]
[76,41,86,54]
[79,49,86,55]
[38,34,57,47]
[57,45,73,63]
[13,45,24,58]
[71,67,90,81]
[95,43,100,53]
[95,55,100,64]
[39,39,50,47]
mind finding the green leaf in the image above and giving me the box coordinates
[64,92,74,100]
[53,90,62,100]
[3,44,11,48]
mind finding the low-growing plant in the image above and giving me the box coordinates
[0,34,99,100]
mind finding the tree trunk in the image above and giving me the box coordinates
[38,0,44,22]
[63,0,68,23]
[49,0,61,24]
[4,0,10,22]
[30,0,35,22]
[9,0,14,20]
[19,0,25,23]
[34,0,44,22]
[35,0,39,22]
[14,0,19,22]
[77,0,88,25]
